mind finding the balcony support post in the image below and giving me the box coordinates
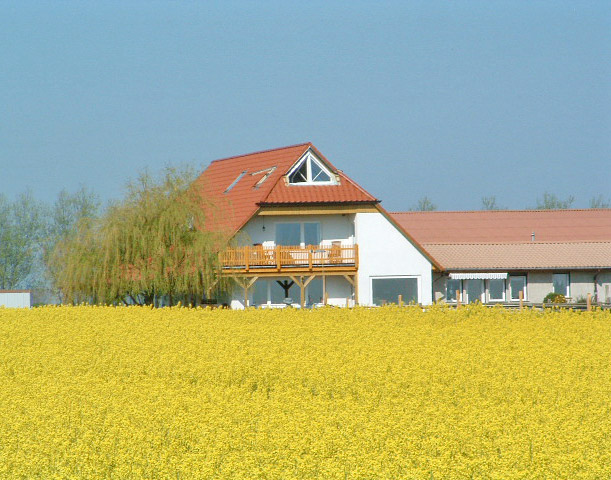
[289,275,315,308]
[233,276,258,308]
[343,274,358,307]
[323,275,327,305]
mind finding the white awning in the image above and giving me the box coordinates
[449,272,508,280]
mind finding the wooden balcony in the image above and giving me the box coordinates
[221,244,358,275]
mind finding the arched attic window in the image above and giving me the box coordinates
[288,152,336,185]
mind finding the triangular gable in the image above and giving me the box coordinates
[263,145,379,205]
[286,149,337,185]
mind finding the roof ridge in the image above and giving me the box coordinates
[391,208,611,214]
[306,145,380,202]
[209,142,312,164]
[423,241,611,246]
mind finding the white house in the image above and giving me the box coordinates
[196,143,438,308]
[197,143,611,307]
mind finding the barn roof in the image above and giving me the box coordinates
[391,209,611,243]
[391,209,611,271]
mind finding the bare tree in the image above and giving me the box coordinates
[481,196,505,210]
[589,195,610,209]
[410,196,437,211]
[534,192,575,210]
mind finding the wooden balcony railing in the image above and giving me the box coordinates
[220,244,358,273]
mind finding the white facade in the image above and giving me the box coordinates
[228,210,434,308]
[0,291,31,308]
[355,212,433,306]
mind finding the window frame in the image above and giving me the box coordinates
[552,272,570,298]
[370,275,420,306]
[287,152,337,186]
[446,278,462,303]
[487,278,506,302]
[464,278,485,304]
[274,221,322,247]
[509,275,527,302]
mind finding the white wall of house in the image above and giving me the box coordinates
[0,291,31,308]
[355,212,433,306]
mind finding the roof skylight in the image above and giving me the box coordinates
[251,166,277,189]
[224,171,247,193]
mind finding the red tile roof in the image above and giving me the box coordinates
[391,210,611,271]
[391,210,611,243]
[195,143,378,235]
[423,242,611,270]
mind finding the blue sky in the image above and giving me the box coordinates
[1,1,609,211]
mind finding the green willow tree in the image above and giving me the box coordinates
[51,167,230,306]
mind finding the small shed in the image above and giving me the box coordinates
[0,290,32,308]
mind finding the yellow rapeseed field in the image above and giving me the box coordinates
[0,305,609,479]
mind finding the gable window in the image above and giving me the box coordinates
[288,152,336,185]
[553,273,570,297]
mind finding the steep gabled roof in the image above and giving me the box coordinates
[195,143,379,234]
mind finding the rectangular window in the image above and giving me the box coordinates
[372,277,419,306]
[303,222,321,246]
[275,222,321,247]
[275,223,301,246]
[306,277,323,306]
[553,273,570,297]
[446,279,462,302]
[487,279,506,302]
[252,279,268,306]
[509,275,527,301]
[465,279,484,303]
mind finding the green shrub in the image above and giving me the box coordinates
[543,292,566,304]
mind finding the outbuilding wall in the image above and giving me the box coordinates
[0,291,31,308]
[433,270,610,304]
